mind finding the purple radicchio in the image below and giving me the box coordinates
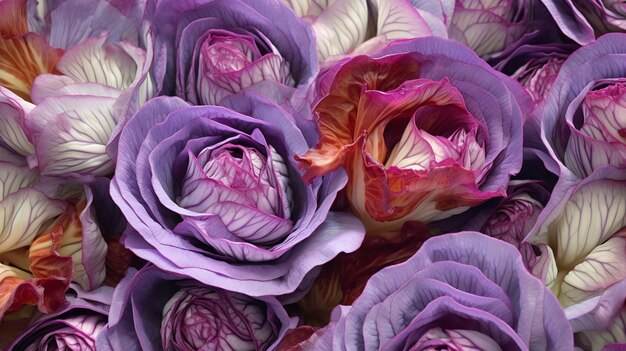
[296,36,529,233]
[110,94,365,297]
[147,0,319,107]
[97,266,295,351]
[494,42,577,105]
[480,180,553,276]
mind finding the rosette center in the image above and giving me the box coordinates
[177,140,294,246]
[196,30,296,104]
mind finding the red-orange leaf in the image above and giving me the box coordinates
[0,0,28,37]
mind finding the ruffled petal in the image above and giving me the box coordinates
[28,214,75,284]
[563,82,626,177]
[361,0,433,50]
[0,263,68,319]
[29,74,78,104]
[290,0,368,61]
[70,193,108,291]
[56,35,137,90]
[552,179,626,268]
[0,87,34,157]
[560,233,626,307]
[355,155,500,230]
[541,34,626,173]
[577,308,626,351]
[46,0,142,50]
[28,198,106,291]
[123,212,364,296]
[26,95,119,177]
[0,161,38,201]
[581,84,626,144]
[539,0,596,44]
[30,79,122,105]
[449,6,524,58]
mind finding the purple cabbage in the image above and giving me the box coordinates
[110,93,365,297]
[297,36,530,233]
[146,0,318,106]
[495,43,577,105]
[410,0,557,61]
[307,232,574,350]
[481,181,551,274]
[540,0,626,44]
[541,33,626,179]
[97,266,295,351]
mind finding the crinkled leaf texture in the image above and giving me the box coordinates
[542,33,626,178]
[111,95,365,297]
[282,0,438,62]
[306,232,573,350]
[148,0,318,108]
[0,155,109,320]
[527,166,626,349]
[298,36,529,231]
[26,30,155,179]
[0,159,68,320]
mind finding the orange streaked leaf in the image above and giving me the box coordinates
[0,0,28,37]
[0,202,86,320]
[0,265,68,320]
[276,326,318,351]
[355,158,500,226]
[28,204,78,281]
[0,33,63,101]
[296,54,421,181]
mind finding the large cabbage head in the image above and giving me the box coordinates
[111,94,365,297]
[306,232,574,350]
[297,36,529,232]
